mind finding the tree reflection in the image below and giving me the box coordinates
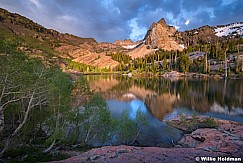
[87,75,243,119]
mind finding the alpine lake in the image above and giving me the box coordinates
[84,74,243,147]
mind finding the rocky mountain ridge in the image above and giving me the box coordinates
[180,22,243,47]
[214,22,243,37]
[0,8,124,68]
[0,8,96,46]
[180,25,218,46]
[144,18,183,51]
[1,7,242,68]
[114,39,142,49]
[122,18,243,58]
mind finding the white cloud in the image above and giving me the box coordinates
[129,18,147,41]
[58,15,78,22]
[222,0,237,6]
[102,0,120,14]
[28,0,43,9]
[185,20,190,25]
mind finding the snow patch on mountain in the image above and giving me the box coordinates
[179,44,185,49]
[122,45,137,49]
[214,22,243,37]
[122,42,142,49]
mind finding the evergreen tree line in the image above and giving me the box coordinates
[106,52,131,64]
[113,37,243,74]
[65,59,111,72]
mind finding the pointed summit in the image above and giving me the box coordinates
[157,18,167,26]
[144,17,183,51]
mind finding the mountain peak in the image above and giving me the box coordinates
[144,17,183,51]
[157,18,167,26]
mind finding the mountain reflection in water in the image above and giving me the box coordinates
[86,75,243,123]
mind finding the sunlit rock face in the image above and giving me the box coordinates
[114,39,142,49]
[145,93,178,120]
[144,18,183,51]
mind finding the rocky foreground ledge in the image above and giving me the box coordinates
[53,116,243,163]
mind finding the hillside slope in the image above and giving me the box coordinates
[0,8,121,69]
[127,43,154,59]
[180,22,243,46]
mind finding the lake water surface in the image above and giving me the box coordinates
[85,75,243,146]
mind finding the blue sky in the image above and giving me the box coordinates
[0,0,242,42]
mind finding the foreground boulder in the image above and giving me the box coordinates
[178,128,242,157]
[167,115,243,157]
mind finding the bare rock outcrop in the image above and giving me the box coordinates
[144,18,183,51]
[55,42,121,69]
[167,116,243,157]
[114,39,137,46]
[54,145,231,163]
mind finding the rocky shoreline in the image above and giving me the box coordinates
[166,116,243,156]
[52,116,243,163]
[122,71,243,80]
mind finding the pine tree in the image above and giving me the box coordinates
[203,53,208,73]
[235,41,240,73]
